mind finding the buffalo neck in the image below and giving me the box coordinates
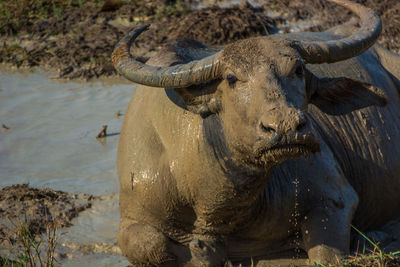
[200,114,275,209]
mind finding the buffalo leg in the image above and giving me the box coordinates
[118,220,227,266]
[118,220,190,266]
[302,204,354,264]
[293,140,359,264]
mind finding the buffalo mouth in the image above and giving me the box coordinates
[254,141,320,166]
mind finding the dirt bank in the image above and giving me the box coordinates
[0,0,398,80]
[0,184,93,250]
[0,0,276,80]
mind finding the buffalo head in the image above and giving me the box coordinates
[112,0,387,168]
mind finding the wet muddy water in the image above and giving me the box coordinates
[0,67,132,266]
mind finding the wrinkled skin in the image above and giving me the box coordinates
[117,25,400,266]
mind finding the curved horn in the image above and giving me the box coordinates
[294,0,382,64]
[112,24,222,88]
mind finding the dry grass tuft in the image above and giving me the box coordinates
[0,217,59,267]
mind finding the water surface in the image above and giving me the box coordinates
[0,67,133,266]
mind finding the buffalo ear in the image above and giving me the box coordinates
[308,75,388,116]
[158,38,222,118]
[171,80,221,118]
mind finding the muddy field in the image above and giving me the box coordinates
[0,184,93,260]
[0,0,399,80]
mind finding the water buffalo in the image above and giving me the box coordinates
[112,0,400,265]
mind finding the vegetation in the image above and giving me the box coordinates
[311,226,400,267]
[0,217,59,267]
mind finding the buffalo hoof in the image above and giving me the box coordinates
[307,244,343,265]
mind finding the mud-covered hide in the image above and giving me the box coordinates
[116,23,400,267]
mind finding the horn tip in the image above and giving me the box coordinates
[137,24,151,32]
[128,24,151,39]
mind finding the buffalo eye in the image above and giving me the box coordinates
[295,65,304,78]
[226,74,238,88]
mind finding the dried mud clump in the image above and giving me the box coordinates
[169,1,277,45]
[379,2,400,54]
[0,184,93,248]
[0,0,276,80]
[0,1,126,79]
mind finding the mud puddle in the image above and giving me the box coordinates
[0,67,132,266]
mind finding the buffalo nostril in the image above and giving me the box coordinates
[296,121,307,132]
[260,122,276,134]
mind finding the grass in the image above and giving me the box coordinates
[0,217,59,267]
[51,6,62,18]
[77,0,83,9]
[0,256,24,267]
[311,225,400,267]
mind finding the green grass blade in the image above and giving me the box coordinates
[351,224,381,252]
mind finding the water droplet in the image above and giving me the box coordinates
[290,176,301,259]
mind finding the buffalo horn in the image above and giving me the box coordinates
[112,24,222,88]
[294,0,381,64]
